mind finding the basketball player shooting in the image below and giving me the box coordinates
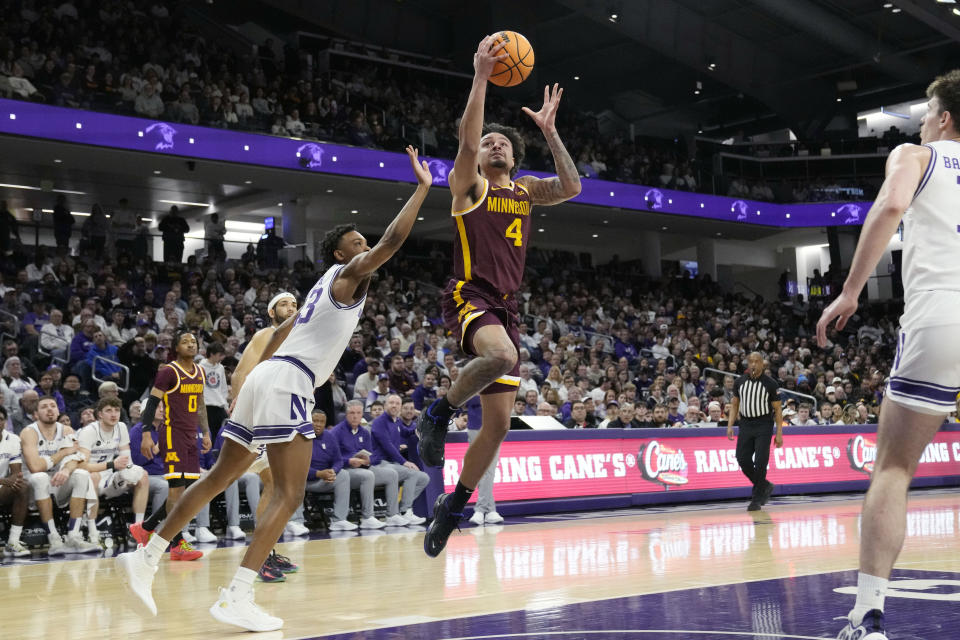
[816,69,960,640]
[117,145,433,632]
[416,34,581,557]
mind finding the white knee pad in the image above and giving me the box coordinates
[28,472,52,497]
[69,468,91,499]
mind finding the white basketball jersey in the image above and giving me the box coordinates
[77,421,130,463]
[901,140,960,328]
[24,422,73,472]
[272,264,366,391]
[0,431,22,478]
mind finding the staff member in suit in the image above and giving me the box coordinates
[727,352,782,511]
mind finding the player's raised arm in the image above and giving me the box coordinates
[815,143,929,347]
[336,146,432,288]
[450,35,508,198]
[516,83,582,206]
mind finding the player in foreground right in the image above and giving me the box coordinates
[817,69,960,640]
[117,145,433,632]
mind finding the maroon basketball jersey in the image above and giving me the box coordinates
[452,178,533,294]
[154,361,205,433]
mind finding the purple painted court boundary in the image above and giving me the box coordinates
[303,568,959,640]
[0,98,869,228]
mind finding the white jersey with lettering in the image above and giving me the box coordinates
[77,421,130,463]
[0,431,22,477]
[270,264,366,395]
[23,422,74,473]
[900,139,960,329]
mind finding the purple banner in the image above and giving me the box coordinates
[0,99,870,228]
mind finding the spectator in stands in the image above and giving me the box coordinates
[370,394,427,524]
[134,83,164,118]
[285,109,306,137]
[303,409,356,531]
[105,309,134,346]
[60,373,91,421]
[649,404,670,428]
[819,402,835,425]
[411,371,437,411]
[34,371,66,414]
[158,205,189,264]
[563,401,593,429]
[387,354,415,398]
[9,389,39,435]
[199,343,228,438]
[52,194,74,253]
[40,308,72,361]
[608,402,642,429]
[1,357,36,411]
[204,213,226,262]
[85,329,123,384]
[331,400,387,529]
[791,402,819,426]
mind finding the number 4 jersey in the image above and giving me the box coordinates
[452,178,533,295]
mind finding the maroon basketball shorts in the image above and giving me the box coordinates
[159,424,200,481]
[441,279,521,395]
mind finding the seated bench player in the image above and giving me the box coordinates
[21,395,100,554]
[0,427,30,556]
[77,397,150,547]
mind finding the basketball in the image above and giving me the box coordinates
[488,30,534,87]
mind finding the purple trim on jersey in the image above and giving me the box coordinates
[890,374,960,392]
[888,377,958,405]
[269,355,315,386]
[913,144,937,199]
[893,331,905,371]
[327,265,366,310]
[222,419,314,445]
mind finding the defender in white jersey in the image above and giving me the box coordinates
[77,397,149,545]
[118,145,433,631]
[817,69,960,640]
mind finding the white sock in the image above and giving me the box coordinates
[8,525,23,545]
[135,512,144,523]
[227,567,257,601]
[46,520,58,536]
[143,533,170,567]
[87,520,98,538]
[849,572,888,625]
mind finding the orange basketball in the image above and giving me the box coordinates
[488,30,534,87]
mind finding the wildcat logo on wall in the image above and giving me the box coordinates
[145,122,177,150]
[427,159,450,184]
[644,188,664,210]
[730,200,749,221]
[296,143,325,169]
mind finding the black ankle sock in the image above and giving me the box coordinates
[170,530,183,546]
[143,506,165,531]
[430,396,455,420]
[448,481,474,513]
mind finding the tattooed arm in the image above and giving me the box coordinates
[516,84,581,206]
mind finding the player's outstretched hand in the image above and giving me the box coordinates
[815,291,858,348]
[473,34,508,79]
[406,146,433,187]
[522,83,563,133]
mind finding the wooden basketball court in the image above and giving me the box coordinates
[3,489,958,640]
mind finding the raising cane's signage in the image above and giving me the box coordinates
[440,429,960,503]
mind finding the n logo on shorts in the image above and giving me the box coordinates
[290,394,309,421]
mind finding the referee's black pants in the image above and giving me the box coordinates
[735,416,774,497]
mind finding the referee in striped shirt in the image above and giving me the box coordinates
[727,352,783,511]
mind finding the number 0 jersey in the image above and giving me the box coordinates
[153,361,205,433]
[452,178,533,294]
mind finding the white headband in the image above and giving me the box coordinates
[267,292,296,313]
